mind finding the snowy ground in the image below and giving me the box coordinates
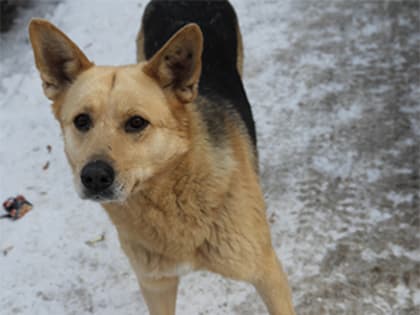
[1,0,419,314]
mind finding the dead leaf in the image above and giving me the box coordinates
[3,246,14,256]
[85,233,106,247]
[269,212,276,224]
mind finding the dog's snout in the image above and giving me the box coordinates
[81,161,115,193]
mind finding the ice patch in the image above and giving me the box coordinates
[366,168,381,183]
[312,151,357,178]
[336,105,362,123]
[413,290,420,306]
[386,192,414,206]
[393,284,410,306]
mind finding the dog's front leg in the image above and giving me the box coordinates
[139,276,179,315]
[253,251,296,315]
[115,234,179,314]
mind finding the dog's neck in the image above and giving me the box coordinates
[103,108,235,257]
[133,104,235,212]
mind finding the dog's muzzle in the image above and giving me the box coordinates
[80,160,115,200]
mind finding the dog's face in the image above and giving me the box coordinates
[59,65,191,203]
[29,19,203,203]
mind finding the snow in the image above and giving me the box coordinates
[1,0,419,314]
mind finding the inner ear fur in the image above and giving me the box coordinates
[143,23,203,104]
[29,18,93,100]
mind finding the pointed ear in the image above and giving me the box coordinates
[29,19,93,100]
[143,23,203,104]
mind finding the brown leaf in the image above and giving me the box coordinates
[85,233,106,247]
[269,212,276,224]
[43,161,50,170]
[3,246,14,256]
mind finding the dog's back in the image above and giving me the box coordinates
[138,0,257,147]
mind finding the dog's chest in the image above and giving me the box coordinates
[117,234,196,280]
[146,262,194,279]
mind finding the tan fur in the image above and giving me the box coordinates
[235,18,244,77]
[136,25,146,62]
[29,18,295,315]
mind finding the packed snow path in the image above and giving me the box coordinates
[1,1,419,314]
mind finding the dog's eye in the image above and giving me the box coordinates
[125,116,149,133]
[74,114,92,132]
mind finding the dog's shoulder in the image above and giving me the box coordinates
[141,0,257,148]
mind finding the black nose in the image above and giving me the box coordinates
[80,161,115,193]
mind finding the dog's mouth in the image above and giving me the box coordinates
[83,190,114,203]
[80,183,126,204]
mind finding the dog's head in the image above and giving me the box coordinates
[29,19,203,203]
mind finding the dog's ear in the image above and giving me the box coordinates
[29,19,93,100]
[143,23,203,104]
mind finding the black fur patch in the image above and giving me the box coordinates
[141,0,257,147]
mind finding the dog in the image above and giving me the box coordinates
[29,1,295,314]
